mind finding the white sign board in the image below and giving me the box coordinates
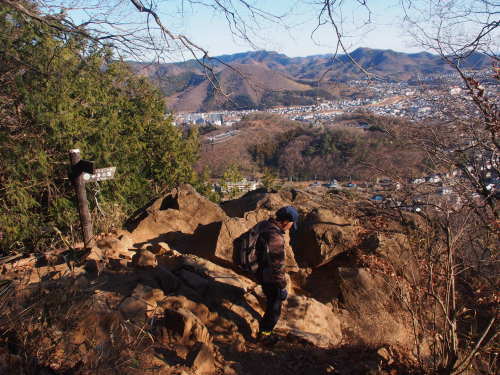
[83,167,116,183]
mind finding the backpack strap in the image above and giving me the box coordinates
[256,225,273,269]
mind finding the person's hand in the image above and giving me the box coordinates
[279,288,288,300]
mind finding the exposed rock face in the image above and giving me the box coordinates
[135,264,181,295]
[220,188,322,218]
[84,247,106,273]
[300,261,342,304]
[169,254,264,337]
[127,184,227,257]
[84,232,138,271]
[294,208,359,267]
[132,249,158,268]
[220,188,271,217]
[149,241,171,255]
[187,342,216,375]
[370,232,417,279]
[161,252,258,295]
[1,184,426,374]
[119,283,166,320]
[214,209,270,262]
[336,267,413,348]
[278,295,342,348]
[338,267,384,299]
[97,233,135,258]
[163,307,212,346]
[164,250,344,346]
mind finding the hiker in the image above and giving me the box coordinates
[256,205,299,342]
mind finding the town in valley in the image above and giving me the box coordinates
[174,69,499,212]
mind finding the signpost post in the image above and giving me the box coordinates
[69,149,116,249]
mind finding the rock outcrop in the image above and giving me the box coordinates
[295,208,360,267]
[0,184,425,374]
[127,184,228,257]
[220,188,323,218]
[278,295,343,348]
[214,209,271,262]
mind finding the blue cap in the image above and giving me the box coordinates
[276,206,299,230]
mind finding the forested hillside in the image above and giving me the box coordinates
[198,113,425,181]
[0,4,207,251]
[250,124,424,181]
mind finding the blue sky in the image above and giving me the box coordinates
[165,1,422,57]
[64,0,497,61]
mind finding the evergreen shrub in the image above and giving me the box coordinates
[0,5,206,251]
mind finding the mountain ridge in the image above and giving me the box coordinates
[129,48,493,112]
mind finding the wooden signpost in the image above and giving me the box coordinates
[69,149,116,248]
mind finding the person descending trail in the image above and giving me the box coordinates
[254,206,299,345]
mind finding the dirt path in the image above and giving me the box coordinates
[216,332,410,375]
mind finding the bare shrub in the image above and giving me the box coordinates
[0,277,157,374]
[338,267,413,350]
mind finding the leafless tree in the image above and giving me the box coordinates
[0,0,289,102]
[1,1,497,65]
[1,1,498,372]
[311,3,498,373]
[2,1,496,104]
[0,1,281,59]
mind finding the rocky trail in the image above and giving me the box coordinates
[0,185,425,375]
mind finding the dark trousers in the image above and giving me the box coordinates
[259,283,283,332]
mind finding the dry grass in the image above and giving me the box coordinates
[338,271,413,351]
[0,276,159,375]
[91,200,129,235]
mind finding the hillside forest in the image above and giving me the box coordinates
[0,4,209,251]
[197,113,425,181]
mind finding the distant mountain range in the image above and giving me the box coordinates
[130,48,492,112]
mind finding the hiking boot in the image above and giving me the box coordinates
[257,330,279,346]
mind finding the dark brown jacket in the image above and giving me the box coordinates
[256,219,287,289]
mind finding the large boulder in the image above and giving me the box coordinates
[220,188,272,217]
[163,307,212,346]
[338,267,384,299]
[214,209,269,262]
[214,209,299,271]
[127,184,227,257]
[362,232,418,280]
[220,188,322,218]
[300,261,342,304]
[277,294,342,348]
[294,208,359,267]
